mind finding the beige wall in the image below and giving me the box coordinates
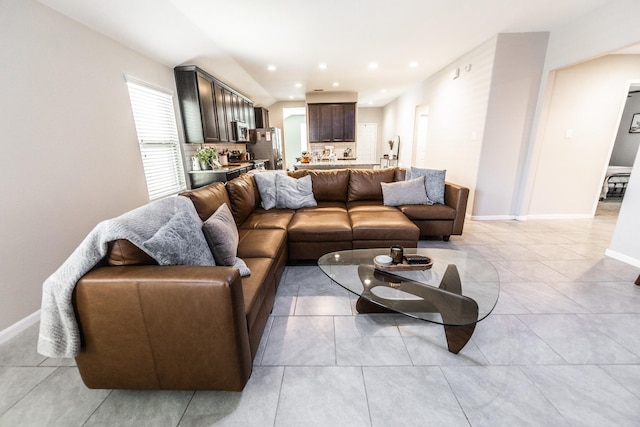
[0,0,177,334]
[473,33,549,218]
[527,55,640,217]
[382,36,498,211]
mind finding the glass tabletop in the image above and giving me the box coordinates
[318,248,500,326]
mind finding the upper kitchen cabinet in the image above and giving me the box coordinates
[254,107,269,128]
[174,65,254,143]
[308,102,356,143]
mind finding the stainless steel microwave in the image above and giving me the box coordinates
[232,121,249,142]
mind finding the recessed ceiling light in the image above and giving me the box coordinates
[295,82,302,88]
[289,95,294,99]
[319,63,327,70]
[409,61,418,68]
[267,65,277,71]
[332,82,339,87]
[368,62,378,70]
[381,89,387,93]
[368,101,373,105]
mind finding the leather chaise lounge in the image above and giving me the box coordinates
[72,167,469,391]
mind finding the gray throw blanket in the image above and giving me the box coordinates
[37,196,214,358]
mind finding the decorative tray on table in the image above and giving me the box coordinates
[373,254,433,271]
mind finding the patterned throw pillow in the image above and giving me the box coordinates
[253,171,285,210]
[142,209,215,266]
[381,176,429,206]
[202,203,238,266]
[274,174,317,209]
[406,167,446,204]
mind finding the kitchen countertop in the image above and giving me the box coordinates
[188,162,253,174]
[294,160,380,170]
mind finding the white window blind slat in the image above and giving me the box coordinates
[126,80,186,200]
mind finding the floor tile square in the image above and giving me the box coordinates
[275,366,370,427]
[364,366,468,426]
[522,365,640,427]
[261,316,335,366]
[442,366,568,427]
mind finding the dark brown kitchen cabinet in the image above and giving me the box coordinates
[254,107,270,128]
[307,102,356,143]
[174,65,254,143]
[213,83,229,141]
[175,69,219,143]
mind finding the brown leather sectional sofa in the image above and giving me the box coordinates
[73,168,468,391]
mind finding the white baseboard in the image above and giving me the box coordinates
[525,213,593,220]
[0,310,40,345]
[605,249,640,268]
[470,215,517,221]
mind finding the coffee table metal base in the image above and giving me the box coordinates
[355,264,479,354]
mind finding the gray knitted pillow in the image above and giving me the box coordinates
[275,174,317,209]
[253,171,285,210]
[202,203,237,266]
[406,167,446,204]
[381,176,429,206]
[142,209,215,266]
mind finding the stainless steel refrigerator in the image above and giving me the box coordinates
[248,127,284,170]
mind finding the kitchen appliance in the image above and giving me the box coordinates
[248,127,284,170]
[232,121,249,142]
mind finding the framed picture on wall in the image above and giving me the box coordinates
[629,113,640,133]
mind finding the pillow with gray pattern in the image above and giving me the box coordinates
[274,174,317,209]
[381,176,429,206]
[406,167,446,204]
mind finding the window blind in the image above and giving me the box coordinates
[126,79,186,200]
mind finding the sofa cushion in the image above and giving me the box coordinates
[202,203,238,266]
[381,176,429,206]
[406,167,446,204]
[346,200,400,212]
[240,208,295,230]
[287,170,309,179]
[287,210,352,242]
[398,204,457,220]
[308,169,350,202]
[239,257,272,331]
[106,239,157,266]
[142,209,215,266]
[179,182,231,222]
[226,173,260,225]
[350,210,420,241]
[347,168,396,201]
[238,228,287,259]
[275,174,317,209]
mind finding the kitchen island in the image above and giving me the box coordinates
[188,162,256,188]
[293,160,380,170]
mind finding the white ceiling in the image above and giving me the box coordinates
[38,0,632,107]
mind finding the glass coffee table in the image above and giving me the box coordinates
[318,248,500,353]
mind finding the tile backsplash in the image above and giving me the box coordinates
[308,142,357,158]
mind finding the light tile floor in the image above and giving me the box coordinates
[2,204,640,426]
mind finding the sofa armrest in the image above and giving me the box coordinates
[73,265,252,391]
[444,182,470,235]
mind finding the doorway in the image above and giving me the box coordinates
[597,83,640,216]
[412,105,429,168]
[282,107,306,170]
[356,123,377,162]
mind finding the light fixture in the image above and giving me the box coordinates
[368,62,378,70]
[267,65,277,71]
[409,61,418,68]
[319,63,327,70]
[289,95,294,99]
[295,82,302,88]
[332,82,339,87]
[380,89,387,93]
